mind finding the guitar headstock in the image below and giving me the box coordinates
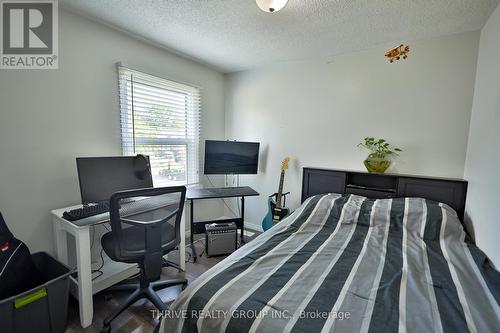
[281,157,290,172]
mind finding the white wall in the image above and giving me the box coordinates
[0,9,225,254]
[464,4,500,268]
[225,31,479,230]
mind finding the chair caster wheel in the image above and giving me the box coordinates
[101,324,111,333]
[181,282,188,290]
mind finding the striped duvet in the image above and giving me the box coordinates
[162,194,500,333]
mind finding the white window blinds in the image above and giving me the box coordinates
[118,66,200,186]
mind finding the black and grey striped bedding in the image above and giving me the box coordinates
[162,194,500,333]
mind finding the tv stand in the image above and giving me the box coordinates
[186,186,259,261]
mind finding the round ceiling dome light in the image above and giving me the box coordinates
[256,0,289,13]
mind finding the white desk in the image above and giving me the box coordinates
[51,205,186,328]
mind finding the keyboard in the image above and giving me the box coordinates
[63,202,110,221]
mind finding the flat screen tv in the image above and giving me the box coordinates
[204,140,260,175]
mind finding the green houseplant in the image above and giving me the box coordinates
[358,137,402,173]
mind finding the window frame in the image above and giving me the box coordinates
[118,65,200,186]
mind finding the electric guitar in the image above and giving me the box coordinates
[261,157,291,231]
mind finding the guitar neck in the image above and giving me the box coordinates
[276,171,285,207]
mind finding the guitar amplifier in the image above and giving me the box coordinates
[205,222,238,257]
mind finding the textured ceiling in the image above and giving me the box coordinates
[60,0,499,73]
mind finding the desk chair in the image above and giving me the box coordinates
[100,186,188,333]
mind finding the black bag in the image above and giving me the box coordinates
[0,212,43,299]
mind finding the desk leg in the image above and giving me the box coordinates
[190,199,198,262]
[52,217,68,265]
[241,196,245,243]
[75,227,93,328]
[179,207,186,271]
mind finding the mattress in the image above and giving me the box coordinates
[162,194,500,333]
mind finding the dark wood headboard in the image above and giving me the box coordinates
[301,167,468,221]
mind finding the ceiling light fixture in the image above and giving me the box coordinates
[256,0,289,13]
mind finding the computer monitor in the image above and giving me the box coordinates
[204,140,260,175]
[76,155,153,204]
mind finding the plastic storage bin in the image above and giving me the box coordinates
[0,252,72,333]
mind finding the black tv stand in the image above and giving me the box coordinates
[186,186,259,262]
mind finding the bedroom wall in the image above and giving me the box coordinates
[225,31,480,231]
[464,4,500,268]
[0,9,225,255]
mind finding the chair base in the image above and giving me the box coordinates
[101,278,187,333]
[162,258,185,272]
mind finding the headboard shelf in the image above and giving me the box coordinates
[302,167,468,221]
[304,167,467,183]
[345,184,396,193]
[347,172,397,191]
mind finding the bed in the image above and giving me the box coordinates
[161,170,500,333]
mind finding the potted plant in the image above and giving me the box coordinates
[358,137,402,173]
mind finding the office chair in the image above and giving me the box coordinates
[100,186,188,333]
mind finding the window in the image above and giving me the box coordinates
[118,66,200,186]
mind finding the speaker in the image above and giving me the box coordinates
[205,222,238,257]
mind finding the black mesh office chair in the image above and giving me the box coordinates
[100,186,188,333]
